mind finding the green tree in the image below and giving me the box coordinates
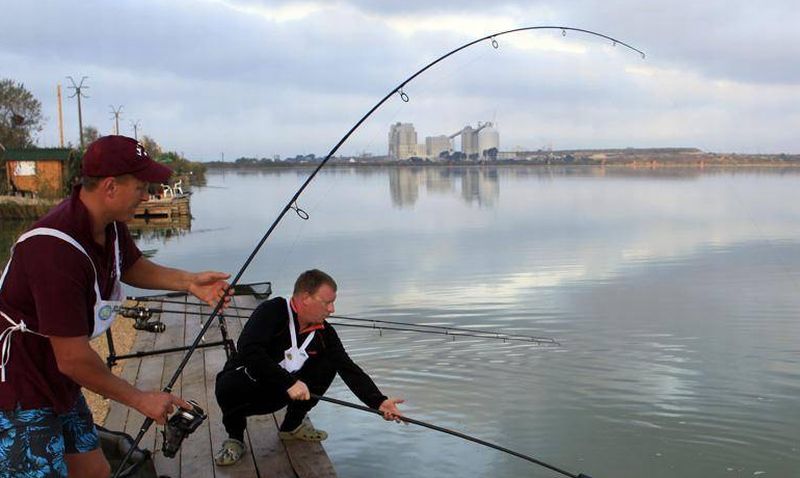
[140,135,162,158]
[82,125,99,146]
[0,78,44,148]
[63,149,83,195]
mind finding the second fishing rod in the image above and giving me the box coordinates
[118,304,559,345]
[114,26,643,477]
[127,299,559,345]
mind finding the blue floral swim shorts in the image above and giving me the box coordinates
[0,394,99,478]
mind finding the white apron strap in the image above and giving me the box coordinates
[112,223,122,288]
[0,228,102,382]
[285,298,316,352]
[297,327,315,353]
[286,298,298,349]
[12,228,103,301]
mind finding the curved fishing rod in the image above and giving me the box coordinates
[313,394,594,478]
[114,26,643,476]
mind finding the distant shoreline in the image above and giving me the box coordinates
[203,149,800,169]
[204,158,800,170]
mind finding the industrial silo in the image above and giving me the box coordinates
[478,123,500,159]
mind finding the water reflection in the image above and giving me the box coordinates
[388,166,500,208]
[128,215,192,245]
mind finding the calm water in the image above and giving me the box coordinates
[4,166,800,477]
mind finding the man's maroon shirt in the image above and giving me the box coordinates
[0,186,141,412]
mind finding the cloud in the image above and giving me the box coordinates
[1,0,799,157]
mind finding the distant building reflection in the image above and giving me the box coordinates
[388,166,500,208]
[460,168,499,207]
[389,167,420,207]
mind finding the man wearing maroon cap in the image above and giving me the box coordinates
[0,135,232,478]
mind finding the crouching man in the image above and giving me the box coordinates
[214,269,404,466]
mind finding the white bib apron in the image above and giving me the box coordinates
[278,298,316,373]
[0,225,123,382]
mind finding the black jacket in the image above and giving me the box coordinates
[227,297,387,409]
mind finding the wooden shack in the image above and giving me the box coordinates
[3,148,73,198]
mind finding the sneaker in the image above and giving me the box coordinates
[214,438,246,466]
[278,422,328,442]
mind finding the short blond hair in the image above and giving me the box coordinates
[293,269,337,296]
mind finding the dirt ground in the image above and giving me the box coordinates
[86,317,137,425]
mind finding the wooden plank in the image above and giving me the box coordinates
[116,308,160,438]
[122,304,162,440]
[205,345,260,477]
[132,350,165,450]
[102,345,141,431]
[200,298,254,476]
[178,300,215,478]
[248,413,297,478]
[273,410,337,478]
[152,299,187,478]
[101,363,138,431]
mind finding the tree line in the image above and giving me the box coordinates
[0,78,205,195]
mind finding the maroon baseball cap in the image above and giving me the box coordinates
[81,135,172,183]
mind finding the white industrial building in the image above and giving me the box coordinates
[388,122,421,160]
[389,121,499,160]
[425,135,452,160]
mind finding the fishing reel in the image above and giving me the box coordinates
[161,400,207,458]
[118,305,166,333]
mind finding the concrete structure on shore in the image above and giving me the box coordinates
[390,122,500,160]
[388,122,424,160]
[425,135,451,159]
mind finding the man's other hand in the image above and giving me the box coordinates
[188,271,233,308]
[379,397,405,422]
[287,380,310,400]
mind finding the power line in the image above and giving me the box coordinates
[109,105,123,135]
[66,76,89,148]
[130,119,141,140]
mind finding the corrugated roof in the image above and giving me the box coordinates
[3,148,73,162]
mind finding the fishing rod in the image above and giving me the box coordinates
[118,305,558,344]
[330,321,557,344]
[113,26,643,476]
[127,298,559,344]
[313,394,594,478]
[330,315,559,345]
[127,280,272,300]
[138,296,554,343]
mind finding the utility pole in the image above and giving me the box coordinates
[56,84,65,147]
[66,76,89,147]
[130,119,141,140]
[110,105,123,135]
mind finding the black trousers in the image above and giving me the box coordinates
[214,358,336,442]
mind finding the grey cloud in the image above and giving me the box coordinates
[2,0,799,157]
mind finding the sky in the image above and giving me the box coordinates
[2,0,800,160]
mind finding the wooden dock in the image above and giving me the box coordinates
[134,195,191,221]
[104,295,337,478]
